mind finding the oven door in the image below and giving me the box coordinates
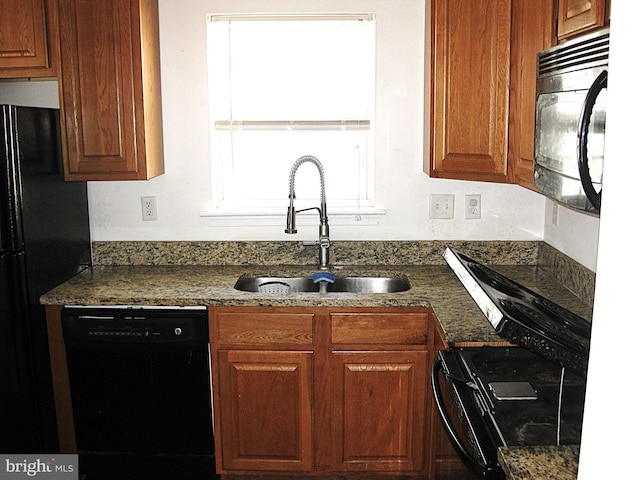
[432,351,505,480]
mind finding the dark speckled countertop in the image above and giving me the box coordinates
[40,263,592,346]
[39,241,594,480]
[498,445,580,480]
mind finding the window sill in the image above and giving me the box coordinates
[200,207,386,227]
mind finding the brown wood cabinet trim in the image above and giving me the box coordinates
[45,305,77,453]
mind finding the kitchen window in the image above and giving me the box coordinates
[205,14,381,225]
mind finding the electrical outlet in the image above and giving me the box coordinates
[141,196,158,221]
[430,194,455,219]
[465,194,481,219]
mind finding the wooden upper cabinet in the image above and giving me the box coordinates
[0,0,59,78]
[557,0,609,41]
[57,0,164,180]
[508,0,556,189]
[429,0,512,182]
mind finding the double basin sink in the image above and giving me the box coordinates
[234,274,411,294]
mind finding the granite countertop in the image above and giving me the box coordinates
[40,262,592,346]
[498,445,580,480]
[40,249,592,480]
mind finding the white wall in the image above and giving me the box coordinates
[0,80,59,107]
[87,0,548,243]
[577,1,638,476]
[543,200,600,270]
[1,0,602,271]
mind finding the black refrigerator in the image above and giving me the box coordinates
[1,105,91,453]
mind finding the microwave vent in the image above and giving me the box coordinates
[537,29,609,77]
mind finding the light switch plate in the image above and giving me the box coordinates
[430,194,455,219]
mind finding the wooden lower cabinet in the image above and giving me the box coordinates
[217,350,313,472]
[331,351,428,472]
[209,306,441,478]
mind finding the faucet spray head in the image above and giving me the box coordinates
[285,196,297,234]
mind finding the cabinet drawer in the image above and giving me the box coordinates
[215,312,314,345]
[331,313,428,345]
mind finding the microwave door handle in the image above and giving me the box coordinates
[577,69,607,212]
[431,356,487,477]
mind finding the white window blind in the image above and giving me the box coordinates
[206,14,376,213]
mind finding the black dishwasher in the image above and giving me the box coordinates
[61,306,215,480]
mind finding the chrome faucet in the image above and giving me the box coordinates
[285,155,330,270]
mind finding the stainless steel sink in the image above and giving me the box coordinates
[234,274,411,294]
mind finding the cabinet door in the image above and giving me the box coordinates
[557,0,608,40]
[0,0,58,77]
[331,351,428,472]
[429,0,512,182]
[57,0,164,180]
[508,0,556,188]
[217,350,313,472]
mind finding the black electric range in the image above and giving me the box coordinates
[432,248,591,479]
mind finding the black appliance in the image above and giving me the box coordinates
[433,248,591,479]
[61,306,215,480]
[1,105,91,452]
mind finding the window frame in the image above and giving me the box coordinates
[202,13,384,226]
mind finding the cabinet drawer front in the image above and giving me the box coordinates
[216,312,314,345]
[331,313,428,345]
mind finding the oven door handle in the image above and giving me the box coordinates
[577,69,607,212]
[432,355,487,478]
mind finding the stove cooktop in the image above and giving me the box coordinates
[443,248,591,375]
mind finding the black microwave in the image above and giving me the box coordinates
[534,29,608,215]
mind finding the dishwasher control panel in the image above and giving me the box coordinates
[61,307,208,345]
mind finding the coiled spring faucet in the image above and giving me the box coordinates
[285,155,330,270]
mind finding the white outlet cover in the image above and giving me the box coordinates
[465,194,481,219]
[141,196,158,221]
